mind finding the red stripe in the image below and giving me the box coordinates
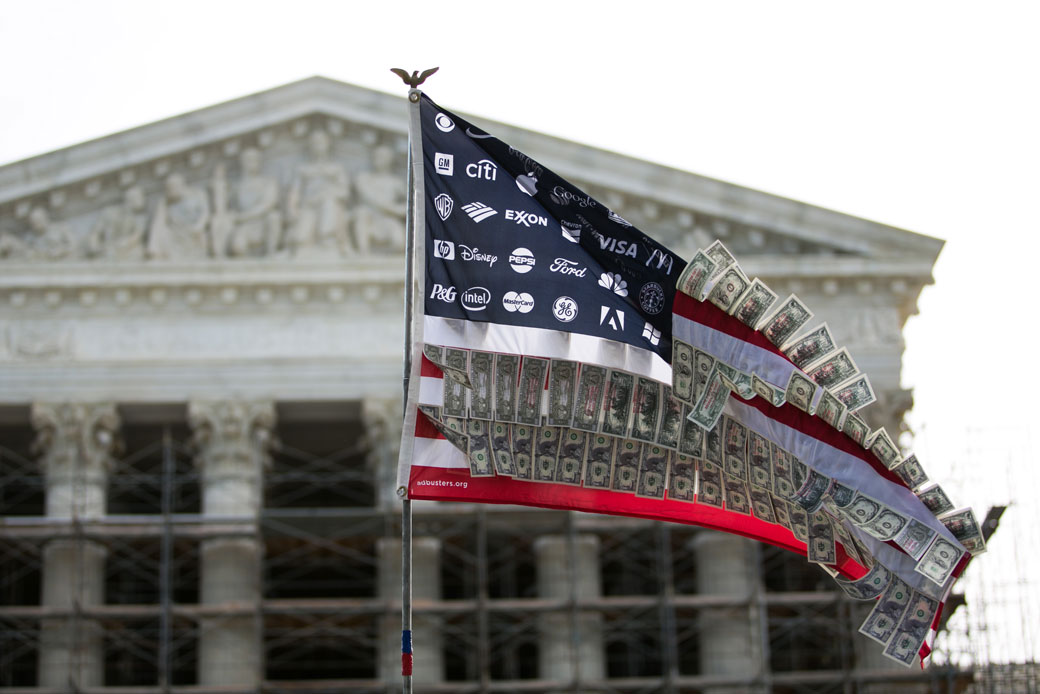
[674,291,788,357]
[414,410,445,439]
[421,354,442,378]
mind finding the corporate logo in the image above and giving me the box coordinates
[435,113,455,132]
[509,248,536,273]
[462,202,498,223]
[434,193,454,221]
[561,221,581,243]
[504,210,548,227]
[598,272,629,297]
[645,248,675,276]
[638,282,665,314]
[593,232,639,259]
[429,284,457,302]
[600,306,625,331]
[466,126,492,139]
[502,292,534,313]
[549,185,595,208]
[461,287,491,311]
[516,174,538,196]
[552,296,578,322]
[432,239,455,260]
[608,210,633,227]
[642,322,662,346]
[549,258,587,278]
[458,244,498,268]
[466,159,498,181]
[435,153,454,176]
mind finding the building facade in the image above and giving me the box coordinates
[0,77,963,693]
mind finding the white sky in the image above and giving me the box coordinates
[2,0,1038,664]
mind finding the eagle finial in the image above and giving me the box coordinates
[390,67,439,89]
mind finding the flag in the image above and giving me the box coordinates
[397,94,979,667]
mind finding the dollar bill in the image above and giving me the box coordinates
[749,487,777,523]
[631,377,662,442]
[418,404,442,424]
[692,348,716,403]
[844,492,883,526]
[572,364,607,432]
[510,424,534,480]
[723,477,751,515]
[468,350,494,420]
[703,239,737,284]
[424,413,468,453]
[704,418,723,466]
[771,494,792,531]
[555,429,586,485]
[788,502,810,543]
[805,347,859,389]
[657,388,684,448]
[916,484,954,516]
[669,454,697,502]
[466,419,495,477]
[815,388,847,430]
[864,508,909,542]
[842,413,870,447]
[785,371,818,414]
[516,357,549,425]
[894,518,937,561]
[716,363,754,400]
[493,354,520,423]
[747,431,772,490]
[731,278,779,328]
[915,536,964,586]
[859,577,912,646]
[722,416,749,482]
[671,339,696,403]
[792,468,830,512]
[883,592,939,666]
[443,376,467,417]
[422,343,443,368]
[832,520,862,565]
[808,511,837,564]
[678,407,705,457]
[831,374,877,413]
[751,374,786,407]
[636,445,670,499]
[892,453,929,491]
[834,561,891,600]
[547,359,578,427]
[869,428,901,469]
[490,421,516,476]
[676,249,718,300]
[826,481,856,509]
[533,427,562,482]
[583,433,615,489]
[611,439,642,492]
[443,347,473,387]
[782,323,836,367]
[688,365,729,431]
[941,508,987,554]
[602,370,635,437]
[707,266,751,313]
[696,459,724,509]
[761,294,814,346]
[770,445,797,500]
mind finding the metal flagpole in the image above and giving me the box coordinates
[393,66,437,694]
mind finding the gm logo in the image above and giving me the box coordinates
[433,239,455,260]
[434,152,453,176]
[461,287,491,311]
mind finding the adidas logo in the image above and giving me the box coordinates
[462,202,498,223]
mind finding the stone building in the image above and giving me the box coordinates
[0,77,963,692]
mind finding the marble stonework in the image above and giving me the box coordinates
[0,77,942,435]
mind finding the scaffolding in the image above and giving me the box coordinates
[0,401,1024,694]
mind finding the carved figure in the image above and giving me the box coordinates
[147,173,211,260]
[354,146,405,253]
[86,186,147,260]
[217,149,282,257]
[25,207,74,261]
[286,131,350,257]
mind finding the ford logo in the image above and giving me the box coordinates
[461,286,491,311]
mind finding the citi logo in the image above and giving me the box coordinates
[509,248,536,273]
[466,159,498,181]
[549,258,586,278]
[461,287,491,311]
[502,292,534,314]
[429,284,457,302]
[504,210,548,227]
[462,202,498,223]
[432,239,455,260]
[435,153,453,176]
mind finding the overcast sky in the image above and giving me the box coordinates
[2,0,1037,663]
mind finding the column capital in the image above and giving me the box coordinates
[31,402,120,478]
[188,399,276,472]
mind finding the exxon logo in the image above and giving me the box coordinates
[461,287,491,311]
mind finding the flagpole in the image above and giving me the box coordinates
[395,66,436,694]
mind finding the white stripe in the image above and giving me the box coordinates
[412,436,468,469]
[420,374,444,406]
[673,313,796,389]
[424,315,672,383]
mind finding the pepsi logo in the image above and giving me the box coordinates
[509,248,536,273]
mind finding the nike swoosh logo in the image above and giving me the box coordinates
[466,127,493,139]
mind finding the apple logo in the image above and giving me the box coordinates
[515,173,538,196]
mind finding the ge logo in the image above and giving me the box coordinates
[552,296,578,322]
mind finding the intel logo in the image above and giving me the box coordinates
[461,286,491,311]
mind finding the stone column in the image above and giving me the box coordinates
[189,400,274,688]
[361,396,402,508]
[692,532,764,694]
[32,402,120,689]
[534,534,605,686]
[377,537,443,682]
